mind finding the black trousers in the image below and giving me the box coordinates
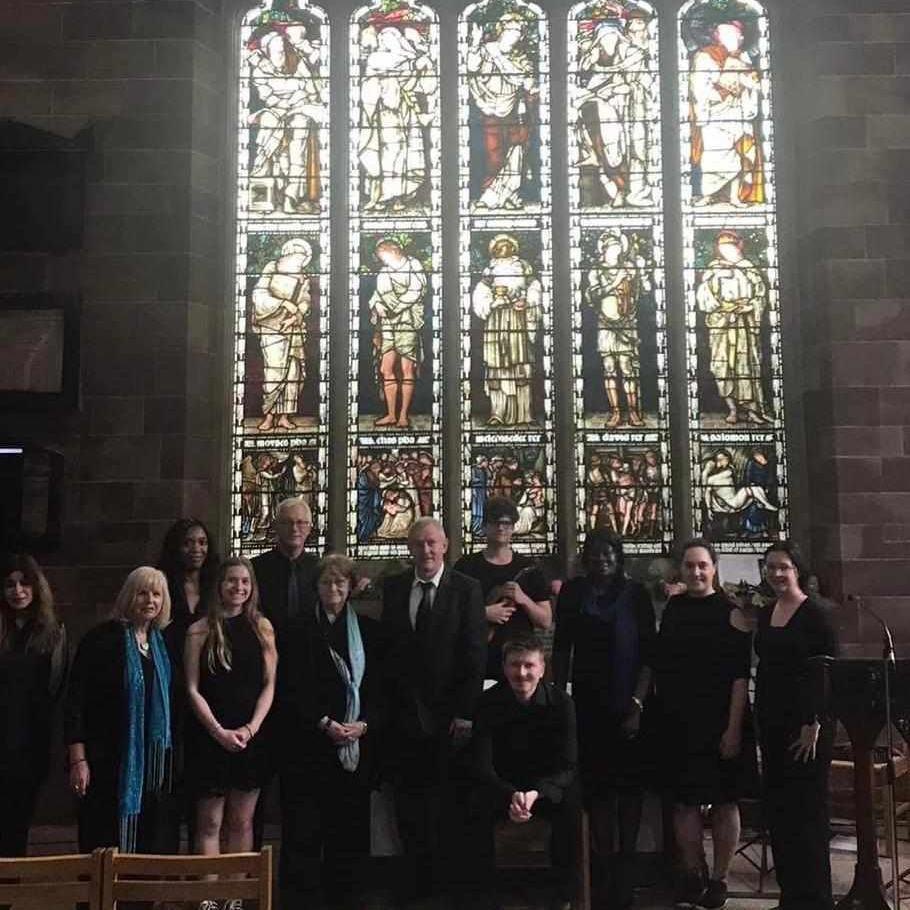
[761,725,834,910]
[0,774,41,857]
[279,765,371,909]
[466,782,583,903]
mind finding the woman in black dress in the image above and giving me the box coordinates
[277,555,386,909]
[755,541,838,910]
[553,530,655,909]
[157,518,220,635]
[185,557,276,872]
[65,567,176,853]
[0,554,67,856]
[454,496,551,680]
[656,539,753,909]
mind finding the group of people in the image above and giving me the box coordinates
[1,493,838,910]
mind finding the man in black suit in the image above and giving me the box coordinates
[381,517,487,906]
[251,495,320,644]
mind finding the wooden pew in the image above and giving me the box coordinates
[0,850,105,910]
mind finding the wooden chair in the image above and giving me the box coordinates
[0,850,105,910]
[99,846,272,910]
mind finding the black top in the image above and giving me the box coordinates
[197,614,265,731]
[470,681,577,804]
[278,606,388,784]
[0,620,67,780]
[755,597,839,729]
[552,575,655,706]
[453,551,549,678]
[251,548,319,645]
[381,567,486,735]
[64,620,175,768]
[656,592,751,751]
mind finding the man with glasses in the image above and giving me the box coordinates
[455,496,552,681]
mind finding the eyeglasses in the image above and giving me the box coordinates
[488,519,515,528]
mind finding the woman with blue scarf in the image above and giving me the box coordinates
[64,567,176,854]
[276,555,386,910]
[553,530,656,910]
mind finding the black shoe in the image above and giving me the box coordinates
[675,869,706,908]
[697,879,728,910]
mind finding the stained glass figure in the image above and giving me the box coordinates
[349,1,442,557]
[569,0,671,553]
[459,0,554,553]
[680,0,787,551]
[569,1,661,210]
[232,1,331,556]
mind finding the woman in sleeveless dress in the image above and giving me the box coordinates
[185,557,276,910]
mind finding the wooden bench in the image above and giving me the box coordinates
[99,846,272,910]
[0,850,105,910]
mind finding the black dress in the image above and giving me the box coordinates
[755,598,838,910]
[187,614,271,796]
[552,575,656,795]
[656,592,755,805]
[64,620,178,853]
[453,551,549,679]
[0,621,67,856]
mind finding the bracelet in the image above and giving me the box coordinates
[70,758,87,768]
[243,723,254,739]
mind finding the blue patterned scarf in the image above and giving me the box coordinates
[325,606,365,772]
[119,624,172,852]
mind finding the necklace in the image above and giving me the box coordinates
[136,633,150,655]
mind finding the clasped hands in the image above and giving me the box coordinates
[789,721,821,763]
[325,720,367,746]
[509,789,539,824]
[214,724,253,753]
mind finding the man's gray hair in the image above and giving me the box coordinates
[407,516,446,542]
[276,496,312,523]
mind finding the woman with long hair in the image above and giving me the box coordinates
[185,557,276,882]
[278,554,386,909]
[0,554,68,855]
[656,539,755,910]
[552,530,655,910]
[64,566,176,853]
[157,518,220,632]
[755,541,838,910]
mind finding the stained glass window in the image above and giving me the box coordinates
[568,1,672,553]
[348,1,442,558]
[231,1,331,556]
[679,0,788,551]
[458,0,556,554]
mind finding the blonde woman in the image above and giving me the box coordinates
[64,566,175,853]
[185,557,276,878]
[1,554,68,856]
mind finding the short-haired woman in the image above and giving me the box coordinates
[184,557,276,887]
[1,554,68,856]
[277,554,386,909]
[65,567,176,852]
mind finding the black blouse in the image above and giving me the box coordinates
[755,597,839,729]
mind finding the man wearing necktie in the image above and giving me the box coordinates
[252,496,320,645]
[381,517,486,906]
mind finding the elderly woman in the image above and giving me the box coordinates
[552,530,655,910]
[65,566,176,853]
[756,541,838,910]
[656,539,754,910]
[277,555,386,910]
[0,554,68,856]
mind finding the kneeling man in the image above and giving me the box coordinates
[469,637,581,910]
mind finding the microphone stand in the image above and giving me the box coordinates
[852,594,900,909]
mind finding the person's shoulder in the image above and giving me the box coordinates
[257,615,276,638]
[544,682,573,708]
[446,567,483,599]
[452,552,480,575]
[187,616,208,637]
[728,605,752,634]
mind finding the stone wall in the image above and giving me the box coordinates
[796,1,910,640]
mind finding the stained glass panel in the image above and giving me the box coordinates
[348,1,442,557]
[568,1,671,553]
[680,0,787,551]
[232,1,330,556]
[459,0,555,554]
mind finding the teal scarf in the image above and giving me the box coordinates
[119,624,172,852]
[325,606,365,772]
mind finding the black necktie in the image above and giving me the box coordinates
[415,581,433,637]
[287,562,300,619]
